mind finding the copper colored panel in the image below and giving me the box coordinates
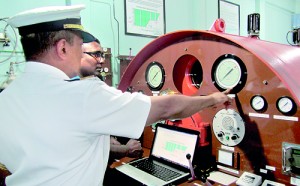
[118,30,300,185]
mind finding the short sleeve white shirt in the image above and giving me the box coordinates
[0,62,151,186]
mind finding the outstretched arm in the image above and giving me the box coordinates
[146,90,231,125]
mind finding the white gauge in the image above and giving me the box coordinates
[145,61,165,90]
[251,95,267,112]
[276,96,296,115]
[215,58,241,89]
[212,54,247,93]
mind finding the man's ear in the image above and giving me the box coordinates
[55,39,67,59]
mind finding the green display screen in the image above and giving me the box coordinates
[292,149,300,155]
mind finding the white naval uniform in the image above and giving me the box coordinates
[0,62,151,186]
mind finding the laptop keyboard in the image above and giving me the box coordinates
[131,159,182,182]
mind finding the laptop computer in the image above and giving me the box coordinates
[116,123,200,186]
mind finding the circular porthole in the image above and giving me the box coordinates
[173,55,203,95]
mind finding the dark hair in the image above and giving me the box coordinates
[20,30,81,61]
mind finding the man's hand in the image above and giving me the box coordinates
[110,137,121,145]
[210,89,232,107]
[125,139,144,158]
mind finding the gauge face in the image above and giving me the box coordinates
[145,61,165,91]
[215,58,241,89]
[212,54,247,93]
[276,96,297,115]
[251,95,267,112]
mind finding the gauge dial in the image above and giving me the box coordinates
[276,96,297,115]
[251,95,267,112]
[215,58,241,89]
[145,61,165,91]
[212,54,247,93]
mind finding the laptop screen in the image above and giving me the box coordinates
[150,124,199,169]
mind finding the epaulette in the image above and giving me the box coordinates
[65,76,81,82]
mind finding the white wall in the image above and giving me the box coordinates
[259,0,297,44]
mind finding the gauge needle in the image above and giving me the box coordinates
[151,71,159,81]
[255,100,261,106]
[222,68,234,80]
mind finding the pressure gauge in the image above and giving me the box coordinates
[276,96,297,115]
[145,61,165,91]
[212,54,247,93]
[251,95,267,112]
[215,58,241,88]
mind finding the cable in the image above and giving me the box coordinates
[0,61,26,89]
[286,30,298,46]
[190,116,198,127]
[90,0,120,86]
[0,18,19,64]
[113,0,120,56]
[112,0,121,86]
[286,30,294,46]
[88,0,119,56]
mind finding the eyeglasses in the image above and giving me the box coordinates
[84,51,105,59]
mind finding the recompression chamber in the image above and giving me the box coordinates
[118,20,300,185]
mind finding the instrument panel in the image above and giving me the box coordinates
[118,30,300,185]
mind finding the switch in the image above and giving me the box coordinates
[231,134,239,140]
[217,132,224,138]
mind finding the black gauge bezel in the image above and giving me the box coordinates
[250,95,268,112]
[276,96,297,116]
[211,54,247,93]
[145,61,165,91]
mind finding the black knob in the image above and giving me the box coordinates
[231,134,239,140]
[186,153,191,160]
[217,132,224,137]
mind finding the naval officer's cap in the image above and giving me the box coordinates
[7,4,95,43]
